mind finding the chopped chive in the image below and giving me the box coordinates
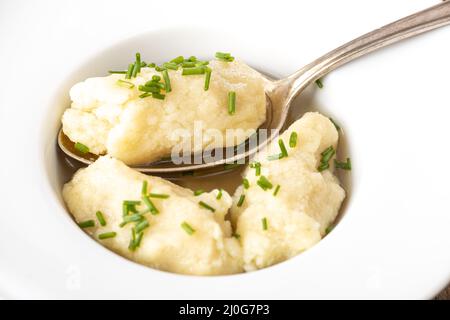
[122,213,144,224]
[181,221,195,235]
[224,163,241,170]
[155,66,166,72]
[147,62,156,68]
[334,158,352,170]
[135,52,141,74]
[278,139,288,158]
[135,219,149,234]
[74,142,89,154]
[139,92,152,99]
[273,185,281,196]
[131,62,139,78]
[216,189,223,200]
[215,52,235,62]
[262,217,268,231]
[182,66,206,75]
[329,118,341,131]
[267,153,283,161]
[325,225,334,234]
[321,146,335,163]
[117,79,135,89]
[152,93,166,100]
[188,56,197,62]
[163,62,178,70]
[204,67,211,91]
[170,56,184,64]
[134,231,144,247]
[129,229,144,251]
[141,61,147,67]
[98,232,116,240]
[182,61,196,68]
[149,193,170,199]
[233,233,241,239]
[108,70,127,74]
[195,61,209,66]
[142,195,159,215]
[243,178,250,189]
[257,175,273,191]
[96,211,106,226]
[228,91,236,115]
[141,180,148,195]
[138,85,160,93]
[315,78,324,88]
[123,200,141,206]
[125,63,134,79]
[145,80,165,89]
[162,69,171,93]
[194,189,205,196]
[237,194,245,207]
[250,162,261,176]
[198,201,215,212]
[78,220,95,228]
[122,203,129,217]
[289,132,298,148]
[152,75,161,81]
[318,162,330,172]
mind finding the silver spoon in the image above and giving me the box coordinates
[58,1,450,174]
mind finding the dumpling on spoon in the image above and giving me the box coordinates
[62,55,266,165]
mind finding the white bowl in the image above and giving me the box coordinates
[1,10,450,298]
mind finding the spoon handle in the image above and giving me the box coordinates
[284,1,450,103]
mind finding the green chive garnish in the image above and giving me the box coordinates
[267,153,283,161]
[131,62,139,78]
[170,56,184,64]
[243,178,250,189]
[152,93,166,100]
[188,56,197,62]
[162,69,171,93]
[123,200,141,206]
[163,62,178,70]
[195,61,209,66]
[182,66,206,75]
[147,63,156,68]
[125,63,134,79]
[149,193,170,199]
[273,185,281,196]
[181,222,195,235]
[278,139,288,158]
[318,146,335,171]
[228,91,236,115]
[194,189,205,196]
[98,232,117,240]
[262,217,268,231]
[289,132,298,148]
[155,66,166,72]
[199,201,215,212]
[139,92,152,99]
[216,189,223,200]
[334,158,352,170]
[181,61,196,68]
[74,142,89,154]
[135,219,149,234]
[325,225,334,234]
[96,211,106,226]
[108,70,127,74]
[138,85,160,93]
[233,233,241,239]
[141,181,148,195]
[318,162,329,172]
[117,79,135,89]
[315,78,324,88]
[122,213,144,225]
[257,175,273,191]
[250,162,261,176]
[204,67,211,91]
[145,81,165,89]
[122,203,129,217]
[142,195,159,215]
[237,194,245,207]
[78,220,95,228]
[215,52,235,62]
[152,75,161,81]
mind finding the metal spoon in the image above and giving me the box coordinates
[58,1,450,174]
